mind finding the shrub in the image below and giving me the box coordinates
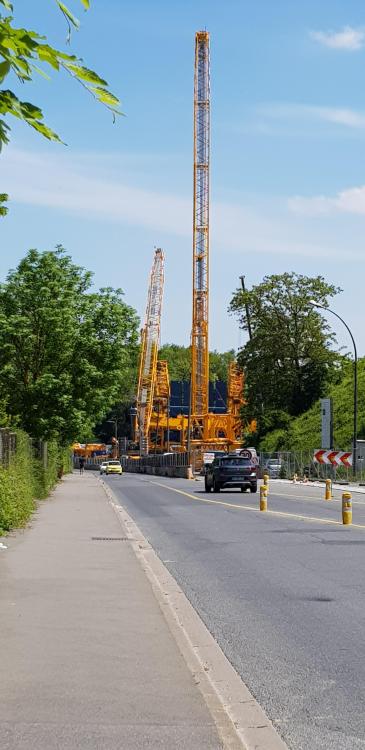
[0,431,71,535]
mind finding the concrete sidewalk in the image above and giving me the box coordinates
[0,473,222,750]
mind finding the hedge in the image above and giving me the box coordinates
[0,431,72,535]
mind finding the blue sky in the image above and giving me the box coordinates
[1,0,365,355]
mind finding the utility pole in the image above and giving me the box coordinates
[239,275,252,341]
[309,301,358,479]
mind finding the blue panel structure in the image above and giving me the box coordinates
[169,380,227,417]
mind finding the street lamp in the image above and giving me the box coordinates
[106,418,118,440]
[309,300,358,478]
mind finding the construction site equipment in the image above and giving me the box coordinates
[227,362,244,416]
[129,33,249,461]
[135,248,165,455]
[191,30,210,423]
[188,31,245,461]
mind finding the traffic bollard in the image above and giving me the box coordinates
[325,478,332,501]
[342,492,352,525]
[260,485,268,512]
[263,473,269,489]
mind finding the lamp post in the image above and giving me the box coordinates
[239,275,253,341]
[106,418,118,440]
[309,301,358,478]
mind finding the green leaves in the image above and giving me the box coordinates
[0,248,139,444]
[0,1,13,11]
[158,343,236,382]
[0,1,121,157]
[0,191,8,216]
[56,2,80,31]
[0,89,63,141]
[229,273,342,442]
[55,0,90,22]
[0,60,10,81]
[63,62,107,86]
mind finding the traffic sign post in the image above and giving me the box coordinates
[314,450,352,468]
[342,493,352,525]
[309,301,358,478]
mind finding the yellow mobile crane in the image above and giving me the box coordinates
[134,248,165,455]
[189,31,245,459]
[132,34,253,462]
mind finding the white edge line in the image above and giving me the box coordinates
[99,476,289,750]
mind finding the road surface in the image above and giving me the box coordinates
[105,473,365,750]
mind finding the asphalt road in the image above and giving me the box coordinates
[105,474,365,750]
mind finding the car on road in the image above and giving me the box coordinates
[263,458,282,478]
[105,460,123,476]
[205,451,258,493]
[200,450,227,475]
[99,461,110,474]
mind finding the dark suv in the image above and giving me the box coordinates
[205,453,258,493]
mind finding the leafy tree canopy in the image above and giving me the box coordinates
[0,247,139,444]
[229,272,342,444]
[0,0,120,214]
[159,343,236,382]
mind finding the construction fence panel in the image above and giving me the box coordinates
[258,450,355,482]
[0,430,49,470]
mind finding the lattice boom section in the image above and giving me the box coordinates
[137,249,165,454]
[192,31,210,417]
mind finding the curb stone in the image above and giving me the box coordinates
[99,476,289,750]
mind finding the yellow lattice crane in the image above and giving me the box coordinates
[191,31,210,430]
[135,249,165,455]
[189,32,244,462]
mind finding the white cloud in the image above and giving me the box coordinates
[289,185,365,217]
[1,147,362,261]
[259,103,365,129]
[310,26,365,51]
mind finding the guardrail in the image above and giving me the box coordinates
[120,452,191,478]
[121,453,189,470]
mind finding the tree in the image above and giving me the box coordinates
[158,344,191,381]
[229,273,342,442]
[0,247,139,444]
[158,343,235,382]
[0,0,120,214]
[209,349,235,382]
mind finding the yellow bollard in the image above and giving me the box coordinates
[325,478,332,501]
[263,473,269,489]
[342,492,352,525]
[260,485,268,512]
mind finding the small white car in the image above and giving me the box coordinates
[99,461,110,474]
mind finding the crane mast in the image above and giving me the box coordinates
[191,31,210,418]
[136,248,165,455]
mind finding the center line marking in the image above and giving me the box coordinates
[149,481,365,529]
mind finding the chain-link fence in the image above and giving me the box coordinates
[0,428,17,467]
[258,450,362,482]
[0,429,52,471]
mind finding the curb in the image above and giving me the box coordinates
[99,476,289,750]
[273,478,365,495]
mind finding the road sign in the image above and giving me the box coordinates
[203,452,215,464]
[321,398,333,450]
[313,450,352,467]
[240,449,252,460]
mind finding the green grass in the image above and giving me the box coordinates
[260,358,365,452]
